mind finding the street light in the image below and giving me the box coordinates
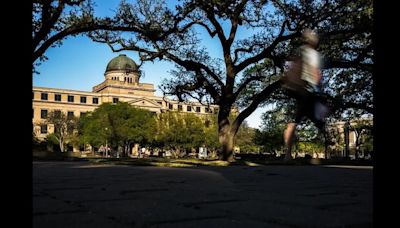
[105,127,108,158]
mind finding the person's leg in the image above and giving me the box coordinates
[284,122,296,160]
[285,94,307,161]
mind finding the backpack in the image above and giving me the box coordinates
[281,47,308,97]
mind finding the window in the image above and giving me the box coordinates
[54,110,61,118]
[169,104,173,110]
[187,106,192,112]
[113,98,119,103]
[205,119,210,128]
[67,111,74,119]
[41,109,48,119]
[41,93,48,100]
[80,96,87,103]
[92,97,98,104]
[40,125,47,134]
[157,101,162,106]
[68,95,74,102]
[55,94,61,101]
[67,126,74,134]
[196,107,201,113]
[205,107,210,113]
[54,125,59,134]
[178,105,182,111]
[214,108,219,113]
[80,112,87,117]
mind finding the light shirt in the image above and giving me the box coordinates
[301,46,321,86]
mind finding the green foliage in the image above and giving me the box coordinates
[78,102,157,152]
[45,110,78,152]
[350,118,373,155]
[45,133,59,145]
[296,141,324,155]
[235,121,259,153]
[254,107,288,152]
[155,112,206,151]
[63,0,373,160]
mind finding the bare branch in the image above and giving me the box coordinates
[165,53,224,89]
[233,75,266,100]
[227,0,249,47]
[195,21,218,38]
[34,23,142,62]
[33,0,66,49]
[231,79,282,134]
[235,21,296,74]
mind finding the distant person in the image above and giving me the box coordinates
[282,28,329,161]
[141,147,146,158]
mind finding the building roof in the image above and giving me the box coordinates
[105,54,138,73]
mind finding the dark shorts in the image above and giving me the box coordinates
[294,92,326,129]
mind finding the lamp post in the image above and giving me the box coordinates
[105,127,108,158]
[344,120,350,158]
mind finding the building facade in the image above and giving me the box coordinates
[326,118,373,159]
[33,54,219,142]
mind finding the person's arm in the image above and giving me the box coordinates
[315,68,322,85]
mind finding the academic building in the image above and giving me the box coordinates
[33,54,219,143]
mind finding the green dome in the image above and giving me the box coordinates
[105,54,138,73]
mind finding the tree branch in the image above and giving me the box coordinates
[195,21,218,38]
[235,20,295,74]
[33,23,142,62]
[327,94,373,114]
[227,0,249,47]
[231,79,282,134]
[33,0,66,49]
[233,74,266,100]
[164,53,223,100]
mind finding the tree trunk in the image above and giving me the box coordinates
[59,140,64,153]
[218,121,236,162]
[220,131,235,162]
[57,135,65,153]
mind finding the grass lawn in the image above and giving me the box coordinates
[33,151,372,167]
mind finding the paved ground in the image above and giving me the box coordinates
[33,161,372,228]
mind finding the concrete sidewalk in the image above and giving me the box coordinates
[33,161,372,228]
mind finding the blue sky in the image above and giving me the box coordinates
[33,0,268,129]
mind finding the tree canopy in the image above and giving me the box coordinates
[34,0,372,160]
[78,102,157,155]
[88,0,372,161]
[44,110,78,152]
